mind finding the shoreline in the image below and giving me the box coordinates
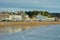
[0,22,60,27]
[0,22,60,33]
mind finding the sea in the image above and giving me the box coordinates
[0,24,60,40]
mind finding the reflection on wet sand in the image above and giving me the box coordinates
[0,26,34,34]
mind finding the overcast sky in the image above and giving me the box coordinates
[0,0,60,12]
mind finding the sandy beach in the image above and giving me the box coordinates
[0,22,60,34]
[0,22,60,27]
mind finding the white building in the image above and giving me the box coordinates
[24,15,31,21]
[36,15,48,21]
[46,17,55,21]
[10,15,23,21]
[36,15,55,21]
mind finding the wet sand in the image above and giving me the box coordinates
[0,22,60,34]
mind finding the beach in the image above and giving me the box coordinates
[1,22,60,33]
[0,22,60,27]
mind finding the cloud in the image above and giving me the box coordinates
[0,0,60,8]
[0,0,60,12]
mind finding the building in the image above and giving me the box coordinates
[46,17,55,21]
[0,13,23,22]
[36,15,55,21]
[36,15,48,21]
[10,15,23,21]
[51,13,60,21]
[24,15,31,21]
[0,14,10,21]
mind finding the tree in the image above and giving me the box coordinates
[25,10,39,18]
[43,11,49,16]
[39,11,43,15]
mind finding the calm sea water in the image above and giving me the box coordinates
[0,24,60,40]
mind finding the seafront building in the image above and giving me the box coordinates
[0,14,23,21]
[0,13,55,22]
[36,15,55,21]
[24,15,31,21]
[51,13,60,21]
[0,11,30,22]
[9,15,22,21]
[0,14,9,21]
[0,11,59,22]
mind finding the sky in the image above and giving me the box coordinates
[0,0,60,13]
